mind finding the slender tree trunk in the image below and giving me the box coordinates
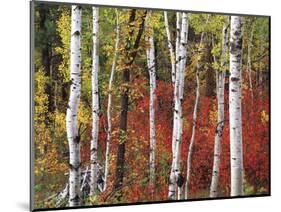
[114,10,136,196]
[168,12,188,200]
[257,32,265,93]
[229,16,244,196]
[114,70,129,196]
[146,11,157,199]
[168,12,181,201]
[184,69,200,199]
[164,11,176,85]
[114,10,147,198]
[90,7,100,196]
[66,5,82,207]
[104,9,120,192]
[247,21,254,103]
[178,13,188,101]
[175,12,181,89]
[184,21,208,198]
[177,12,189,200]
[210,18,229,198]
[171,12,181,156]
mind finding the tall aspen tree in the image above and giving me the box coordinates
[146,11,157,199]
[168,12,188,200]
[229,16,244,196]
[104,9,120,192]
[90,7,100,196]
[66,5,82,206]
[210,17,229,198]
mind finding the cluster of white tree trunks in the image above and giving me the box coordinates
[66,5,82,206]
[168,12,189,200]
[104,9,120,192]
[145,11,157,199]
[210,17,229,198]
[65,7,246,203]
[229,16,244,196]
[90,7,100,196]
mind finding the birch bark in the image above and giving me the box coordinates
[66,5,82,206]
[168,12,188,200]
[171,12,179,172]
[210,17,229,198]
[145,11,157,199]
[175,12,181,79]
[104,10,120,192]
[90,7,100,196]
[171,12,182,156]
[177,12,189,200]
[229,16,244,196]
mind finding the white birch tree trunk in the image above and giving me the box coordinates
[145,10,157,199]
[178,13,188,101]
[90,7,100,196]
[104,9,120,192]
[168,59,180,200]
[66,5,82,207]
[171,12,181,157]
[175,12,181,89]
[210,18,229,198]
[164,11,176,85]
[147,33,157,200]
[177,12,189,200]
[168,12,188,200]
[168,12,181,200]
[229,16,244,197]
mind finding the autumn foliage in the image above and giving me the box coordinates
[33,3,269,209]
[82,74,269,203]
